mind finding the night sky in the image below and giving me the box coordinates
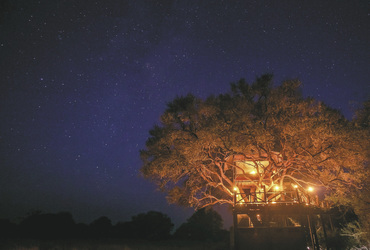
[0,1,368,227]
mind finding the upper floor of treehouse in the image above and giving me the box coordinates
[225,152,282,186]
[225,153,326,208]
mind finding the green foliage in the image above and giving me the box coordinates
[340,221,368,248]
[140,74,369,211]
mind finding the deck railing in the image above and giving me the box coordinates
[234,189,320,206]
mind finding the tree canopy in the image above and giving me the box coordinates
[140,74,369,211]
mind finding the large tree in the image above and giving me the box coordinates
[140,75,369,210]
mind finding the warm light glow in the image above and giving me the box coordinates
[293,184,298,189]
[256,214,262,222]
[307,186,314,192]
[233,187,238,191]
[236,194,245,204]
[250,170,256,175]
[274,185,280,191]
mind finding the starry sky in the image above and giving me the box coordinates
[0,1,368,227]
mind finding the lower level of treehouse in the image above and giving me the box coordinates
[233,226,307,250]
[231,204,333,250]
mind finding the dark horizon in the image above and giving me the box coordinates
[0,0,368,228]
[0,208,230,244]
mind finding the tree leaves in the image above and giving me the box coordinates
[140,74,369,210]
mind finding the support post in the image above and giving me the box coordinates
[307,212,320,250]
[296,188,300,204]
[307,214,315,248]
[320,214,329,250]
[233,208,238,250]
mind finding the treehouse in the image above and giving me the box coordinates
[227,153,332,250]
[226,153,318,206]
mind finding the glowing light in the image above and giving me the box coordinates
[236,194,245,204]
[256,214,262,222]
[233,187,238,191]
[274,185,280,191]
[250,170,256,175]
[293,184,298,189]
[307,186,314,192]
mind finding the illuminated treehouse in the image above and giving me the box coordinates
[140,78,365,249]
[226,152,320,207]
[224,152,332,250]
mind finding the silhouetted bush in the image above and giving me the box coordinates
[113,221,132,238]
[74,222,90,238]
[174,208,227,241]
[18,211,76,239]
[4,209,229,244]
[89,216,113,238]
[0,219,17,239]
[121,211,174,240]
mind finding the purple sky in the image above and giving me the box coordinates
[0,0,368,228]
